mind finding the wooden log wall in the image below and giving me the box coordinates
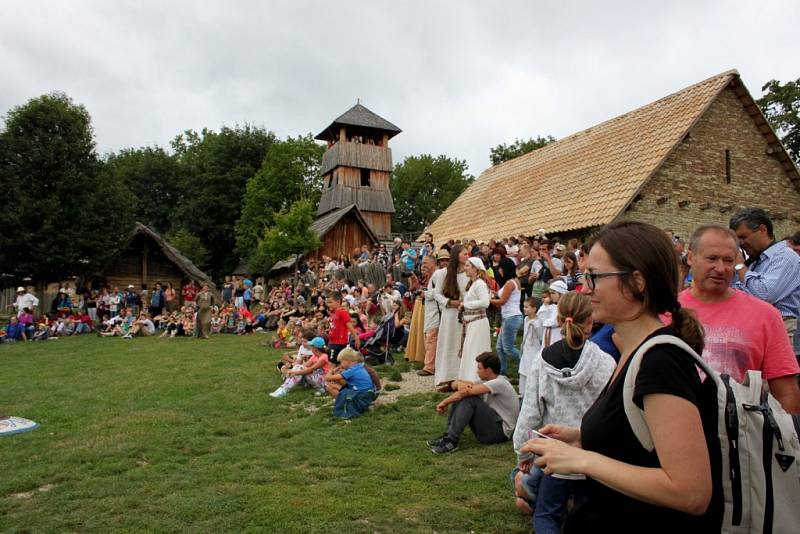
[320,141,393,176]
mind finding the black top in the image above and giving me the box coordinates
[565,327,718,533]
[541,340,582,369]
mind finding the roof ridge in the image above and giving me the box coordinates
[488,69,738,175]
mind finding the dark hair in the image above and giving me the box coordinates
[327,291,343,303]
[492,247,506,257]
[591,220,704,354]
[729,207,774,239]
[561,251,578,276]
[476,351,501,374]
[443,244,465,300]
[688,224,738,252]
[787,231,800,246]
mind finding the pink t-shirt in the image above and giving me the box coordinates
[678,289,799,382]
[308,353,330,376]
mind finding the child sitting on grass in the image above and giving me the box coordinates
[326,347,376,419]
[269,337,330,398]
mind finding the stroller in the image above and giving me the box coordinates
[361,312,398,365]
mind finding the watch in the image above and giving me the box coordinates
[734,263,746,272]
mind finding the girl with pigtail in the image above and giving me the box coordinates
[512,291,616,533]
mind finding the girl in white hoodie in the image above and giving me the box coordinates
[512,291,615,534]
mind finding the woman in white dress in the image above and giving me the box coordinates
[433,245,469,391]
[457,257,492,384]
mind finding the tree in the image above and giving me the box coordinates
[235,134,324,265]
[490,135,556,165]
[104,146,181,233]
[170,124,277,278]
[390,155,474,235]
[249,199,321,273]
[165,228,210,269]
[0,92,135,285]
[758,78,800,165]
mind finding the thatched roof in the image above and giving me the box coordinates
[131,223,217,291]
[424,70,800,243]
[315,103,401,141]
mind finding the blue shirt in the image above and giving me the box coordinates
[341,363,374,391]
[401,248,417,271]
[4,322,26,340]
[590,324,620,362]
[735,240,800,318]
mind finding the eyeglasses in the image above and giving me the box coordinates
[583,271,631,289]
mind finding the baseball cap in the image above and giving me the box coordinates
[308,337,326,349]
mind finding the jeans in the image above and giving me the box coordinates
[496,314,523,375]
[446,396,508,444]
[532,471,587,534]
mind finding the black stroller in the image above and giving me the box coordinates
[361,312,398,365]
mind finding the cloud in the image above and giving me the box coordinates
[1,0,797,174]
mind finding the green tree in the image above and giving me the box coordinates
[0,92,135,284]
[165,228,210,269]
[390,155,474,235]
[235,134,324,264]
[170,124,277,278]
[104,146,181,232]
[489,135,556,165]
[250,198,321,273]
[758,78,800,165]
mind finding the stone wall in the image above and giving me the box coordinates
[622,86,800,240]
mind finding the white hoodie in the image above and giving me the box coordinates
[513,339,615,454]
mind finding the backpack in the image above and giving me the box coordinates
[623,334,800,534]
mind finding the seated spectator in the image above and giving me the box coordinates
[326,347,376,418]
[427,352,520,454]
[100,309,134,337]
[1,316,27,342]
[270,337,330,398]
[125,312,156,339]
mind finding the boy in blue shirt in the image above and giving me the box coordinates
[326,348,376,419]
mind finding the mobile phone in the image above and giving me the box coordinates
[528,429,551,440]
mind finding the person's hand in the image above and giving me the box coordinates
[458,302,465,311]
[522,438,589,476]
[538,424,581,447]
[354,338,361,350]
[735,249,746,266]
[518,458,533,474]
[436,401,448,413]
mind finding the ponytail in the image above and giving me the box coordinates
[557,292,593,350]
[670,302,704,355]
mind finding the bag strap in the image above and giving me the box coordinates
[622,334,716,452]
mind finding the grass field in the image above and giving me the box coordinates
[0,335,529,533]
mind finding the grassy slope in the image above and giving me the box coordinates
[0,336,529,533]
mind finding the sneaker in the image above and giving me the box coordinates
[123,334,133,339]
[431,437,459,454]
[314,389,326,397]
[426,434,447,447]
[269,387,288,398]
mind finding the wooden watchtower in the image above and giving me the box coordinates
[315,103,401,239]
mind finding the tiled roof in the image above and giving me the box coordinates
[425,70,740,243]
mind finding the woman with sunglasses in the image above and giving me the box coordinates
[521,220,715,532]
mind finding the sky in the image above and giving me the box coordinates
[1,1,798,177]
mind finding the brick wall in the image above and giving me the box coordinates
[622,86,800,240]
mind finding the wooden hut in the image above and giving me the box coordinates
[315,102,401,239]
[98,223,217,292]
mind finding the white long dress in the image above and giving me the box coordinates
[458,278,491,384]
[433,271,469,386]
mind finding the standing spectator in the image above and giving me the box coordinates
[433,244,469,391]
[416,252,447,377]
[107,286,121,317]
[390,237,403,262]
[149,282,164,318]
[491,247,517,288]
[326,291,360,363]
[681,224,800,412]
[457,257,492,384]
[400,241,418,273]
[164,282,178,313]
[182,280,197,307]
[222,276,233,305]
[51,289,72,317]
[490,265,524,376]
[730,208,800,347]
[124,285,140,315]
[252,279,264,306]
[195,283,214,339]
[8,286,39,318]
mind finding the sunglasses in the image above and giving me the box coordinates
[583,271,631,289]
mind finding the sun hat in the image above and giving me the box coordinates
[549,280,569,295]
[467,257,486,271]
[59,287,67,293]
[127,284,135,289]
[555,244,567,252]
[16,286,25,292]
[308,337,326,349]
[437,249,450,261]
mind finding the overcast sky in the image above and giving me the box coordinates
[2,1,797,176]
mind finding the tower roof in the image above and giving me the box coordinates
[315,103,401,141]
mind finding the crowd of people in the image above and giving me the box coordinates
[3,207,800,531]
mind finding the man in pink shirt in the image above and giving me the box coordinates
[680,224,800,413]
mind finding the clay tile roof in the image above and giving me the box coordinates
[315,103,402,141]
[425,70,739,243]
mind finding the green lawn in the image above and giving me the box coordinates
[0,335,529,533]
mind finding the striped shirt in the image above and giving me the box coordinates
[735,240,800,318]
